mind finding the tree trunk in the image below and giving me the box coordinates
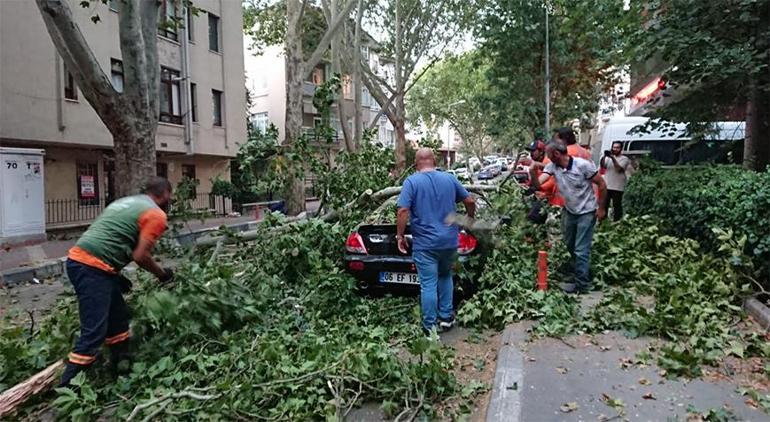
[352,0,364,146]
[284,0,306,215]
[35,0,160,196]
[744,87,770,171]
[394,93,408,172]
[112,124,157,197]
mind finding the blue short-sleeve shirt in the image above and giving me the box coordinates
[397,170,469,251]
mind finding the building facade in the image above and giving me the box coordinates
[0,0,246,227]
[245,44,395,149]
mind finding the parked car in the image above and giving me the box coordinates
[343,195,497,294]
[477,166,497,180]
[496,158,509,172]
[454,167,471,181]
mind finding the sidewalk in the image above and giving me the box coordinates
[486,294,770,422]
[1,199,322,273]
[0,200,322,285]
[0,215,255,273]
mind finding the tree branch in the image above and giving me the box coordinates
[34,0,123,128]
[137,0,160,122]
[304,0,358,71]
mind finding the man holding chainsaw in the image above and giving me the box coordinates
[60,177,174,386]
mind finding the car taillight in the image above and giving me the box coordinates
[458,231,477,255]
[348,261,365,271]
[345,232,368,254]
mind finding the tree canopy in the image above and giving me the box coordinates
[473,0,632,140]
[408,52,500,158]
[625,0,770,170]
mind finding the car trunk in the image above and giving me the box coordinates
[356,224,412,256]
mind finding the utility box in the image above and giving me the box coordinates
[0,148,46,247]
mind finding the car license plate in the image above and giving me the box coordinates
[379,272,419,285]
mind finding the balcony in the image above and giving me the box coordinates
[302,127,340,144]
[302,82,317,97]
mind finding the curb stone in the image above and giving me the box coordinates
[744,297,770,331]
[0,220,258,287]
[486,323,531,422]
[0,257,67,287]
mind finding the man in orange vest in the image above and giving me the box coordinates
[60,177,174,386]
[526,139,562,206]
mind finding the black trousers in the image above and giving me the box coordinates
[65,259,130,367]
[604,189,624,221]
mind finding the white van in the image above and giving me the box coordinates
[596,116,745,166]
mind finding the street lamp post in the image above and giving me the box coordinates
[544,2,550,136]
[446,100,466,168]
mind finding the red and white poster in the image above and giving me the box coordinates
[80,175,95,198]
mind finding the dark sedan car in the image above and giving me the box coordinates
[477,167,496,180]
[343,196,495,294]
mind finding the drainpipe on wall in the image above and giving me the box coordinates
[181,6,194,155]
[55,54,64,131]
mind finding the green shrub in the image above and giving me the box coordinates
[624,166,770,284]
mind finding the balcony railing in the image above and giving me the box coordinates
[302,127,340,143]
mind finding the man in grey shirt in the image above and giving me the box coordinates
[530,142,607,293]
[601,141,632,221]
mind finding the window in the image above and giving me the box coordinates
[181,164,197,195]
[310,67,324,85]
[110,59,123,93]
[186,7,194,41]
[64,64,77,100]
[208,13,220,52]
[190,82,198,122]
[160,67,182,124]
[342,75,352,99]
[109,0,119,12]
[628,140,682,165]
[212,89,223,126]
[76,162,99,206]
[159,0,178,41]
[156,162,168,179]
[252,112,268,134]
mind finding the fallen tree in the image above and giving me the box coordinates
[0,361,64,418]
[196,184,499,246]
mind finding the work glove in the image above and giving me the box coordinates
[158,268,175,284]
[117,274,133,293]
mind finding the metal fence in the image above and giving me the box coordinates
[46,198,109,227]
[45,193,233,227]
[186,193,233,216]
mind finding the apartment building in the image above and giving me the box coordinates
[245,44,396,149]
[0,0,245,226]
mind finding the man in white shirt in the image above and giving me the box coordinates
[530,142,607,294]
[600,142,632,221]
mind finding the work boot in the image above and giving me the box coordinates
[108,340,133,376]
[58,361,89,388]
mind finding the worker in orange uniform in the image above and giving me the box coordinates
[526,139,561,206]
[60,177,174,387]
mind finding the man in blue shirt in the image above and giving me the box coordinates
[396,148,476,334]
